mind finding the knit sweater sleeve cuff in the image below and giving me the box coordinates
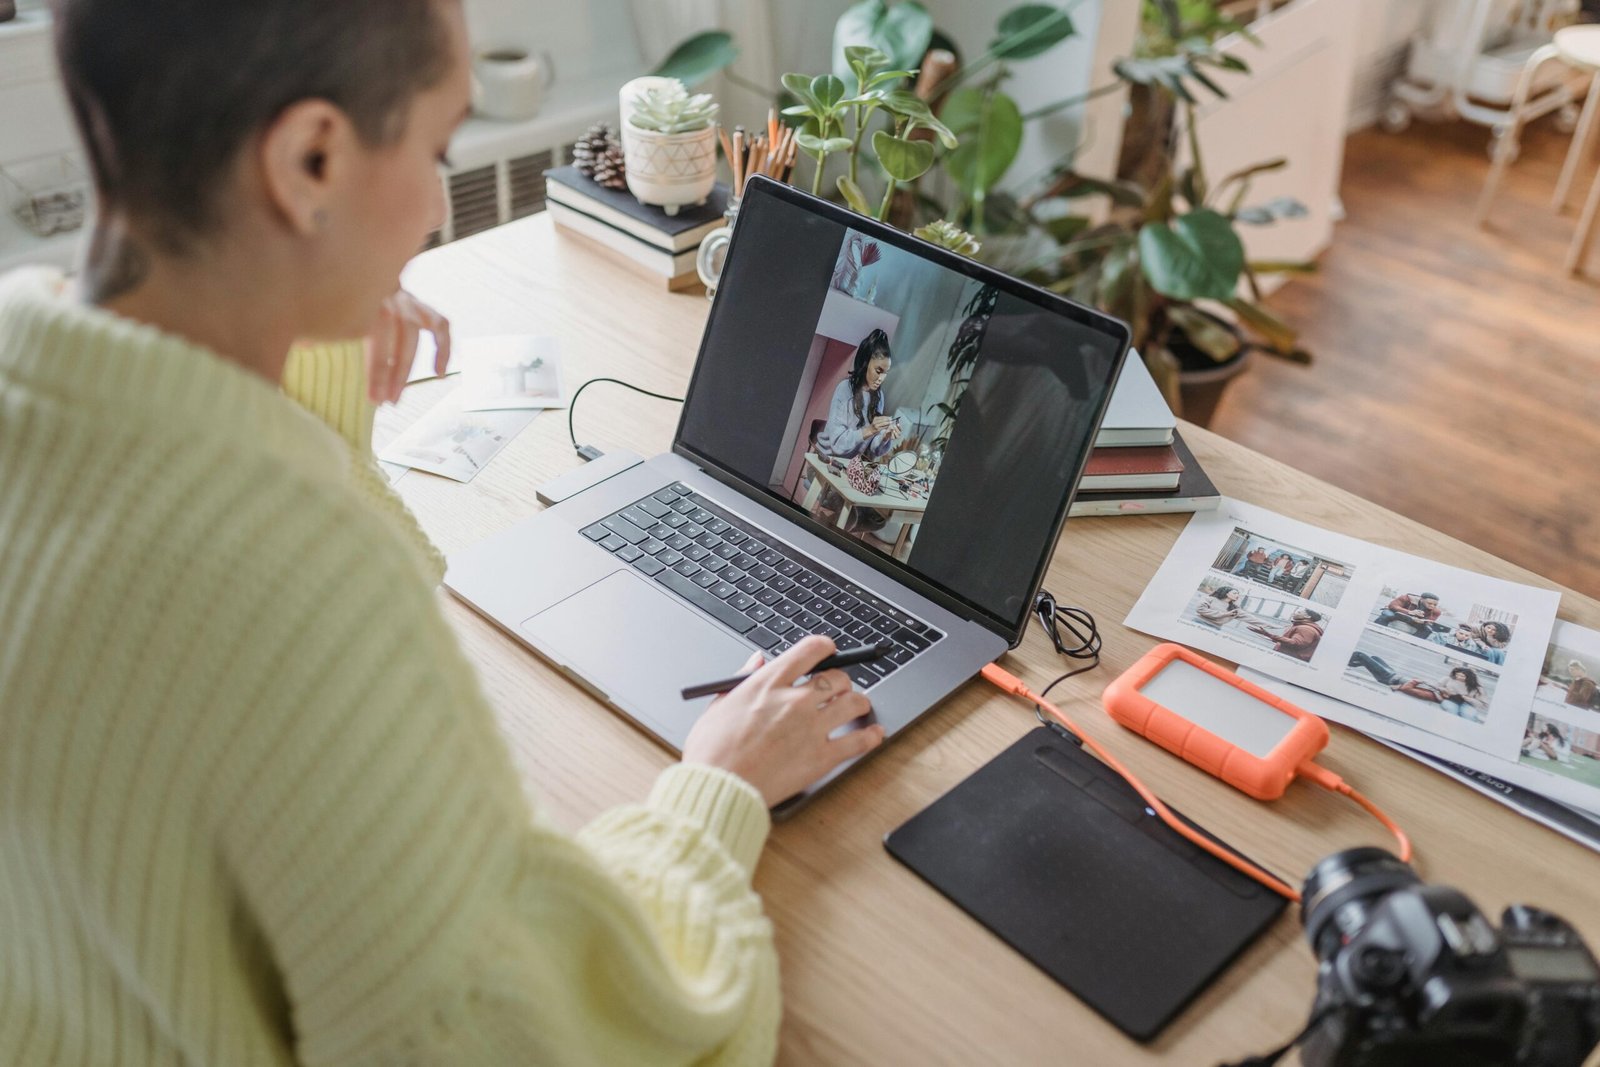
[282,341,374,453]
[648,764,770,878]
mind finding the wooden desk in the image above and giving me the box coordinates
[388,213,1600,1066]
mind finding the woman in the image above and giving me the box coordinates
[813,328,901,534]
[0,2,878,1063]
[1195,586,1244,628]
[1436,666,1488,720]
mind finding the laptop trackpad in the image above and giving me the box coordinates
[520,571,753,745]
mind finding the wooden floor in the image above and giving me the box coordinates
[1214,119,1600,597]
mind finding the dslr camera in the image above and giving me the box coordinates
[1291,847,1600,1066]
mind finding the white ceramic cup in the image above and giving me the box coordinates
[471,48,554,121]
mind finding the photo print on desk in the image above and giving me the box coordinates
[1125,498,1561,761]
[1210,526,1354,608]
[768,225,999,566]
[1365,586,1518,664]
[1344,626,1500,726]
[1183,575,1327,663]
[1520,710,1600,789]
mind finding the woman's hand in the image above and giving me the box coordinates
[365,289,452,404]
[681,636,884,807]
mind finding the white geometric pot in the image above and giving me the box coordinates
[620,125,717,215]
[618,76,717,216]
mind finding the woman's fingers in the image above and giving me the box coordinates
[763,635,837,688]
[826,722,885,762]
[365,310,395,404]
[805,669,853,705]
[819,689,872,729]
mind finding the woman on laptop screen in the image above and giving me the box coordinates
[0,1,877,1062]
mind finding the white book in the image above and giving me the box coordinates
[1097,350,1177,448]
[547,202,700,285]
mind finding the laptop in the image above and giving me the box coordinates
[445,176,1130,806]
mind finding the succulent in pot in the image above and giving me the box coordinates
[619,77,719,216]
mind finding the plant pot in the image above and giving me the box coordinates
[1174,343,1253,429]
[621,123,717,215]
[617,77,716,216]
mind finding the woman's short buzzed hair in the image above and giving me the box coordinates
[53,0,453,251]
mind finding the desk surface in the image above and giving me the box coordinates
[389,213,1600,1066]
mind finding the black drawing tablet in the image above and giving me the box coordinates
[885,726,1286,1041]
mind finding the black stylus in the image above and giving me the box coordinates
[680,642,892,700]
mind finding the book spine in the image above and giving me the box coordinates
[546,182,680,252]
[1068,495,1222,518]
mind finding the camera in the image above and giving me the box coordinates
[1293,847,1600,1066]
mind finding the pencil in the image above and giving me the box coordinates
[732,126,745,191]
[767,107,778,149]
[717,123,735,174]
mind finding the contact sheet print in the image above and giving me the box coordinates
[1126,500,1562,764]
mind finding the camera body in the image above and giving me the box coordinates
[1299,848,1600,1067]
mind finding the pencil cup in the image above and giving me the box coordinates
[695,196,741,297]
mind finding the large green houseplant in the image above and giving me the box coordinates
[650,0,1313,419]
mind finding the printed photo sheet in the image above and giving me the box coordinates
[1237,618,1600,818]
[378,387,538,483]
[1125,499,1562,763]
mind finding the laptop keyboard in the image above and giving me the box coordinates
[581,483,944,689]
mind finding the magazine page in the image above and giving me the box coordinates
[1236,618,1600,818]
[1125,499,1562,761]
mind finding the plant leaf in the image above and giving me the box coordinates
[649,31,740,86]
[796,132,853,157]
[991,4,1076,60]
[837,175,872,214]
[810,74,847,112]
[1247,259,1317,275]
[942,88,1023,201]
[781,72,819,110]
[1167,305,1242,362]
[1225,297,1302,356]
[1234,196,1309,225]
[844,44,892,85]
[1137,208,1244,301]
[872,130,936,182]
[865,68,920,90]
[880,89,958,148]
[1042,213,1090,243]
[833,0,934,86]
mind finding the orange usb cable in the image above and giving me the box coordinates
[981,662,1412,904]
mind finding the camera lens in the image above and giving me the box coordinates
[1302,847,1420,961]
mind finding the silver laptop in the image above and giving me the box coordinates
[445,176,1130,807]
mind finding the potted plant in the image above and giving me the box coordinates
[619,77,719,216]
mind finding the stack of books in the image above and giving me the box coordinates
[1070,354,1219,518]
[544,165,730,291]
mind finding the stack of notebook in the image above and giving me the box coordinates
[544,165,730,291]
[1070,354,1218,517]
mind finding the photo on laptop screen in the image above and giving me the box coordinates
[678,183,1128,630]
[769,228,995,565]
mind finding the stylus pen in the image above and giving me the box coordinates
[680,642,891,700]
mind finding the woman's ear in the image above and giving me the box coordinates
[257,99,355,237]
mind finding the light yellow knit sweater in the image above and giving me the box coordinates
[0,268,779,1066]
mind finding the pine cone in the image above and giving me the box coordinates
[590,142,627,190]
[573,122,619,180]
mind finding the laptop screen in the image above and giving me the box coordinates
[676,179,1129,638]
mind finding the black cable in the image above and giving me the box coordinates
[1217,1007,1337,1067]
[567,376,684,460]
[1033,590,1102,699]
